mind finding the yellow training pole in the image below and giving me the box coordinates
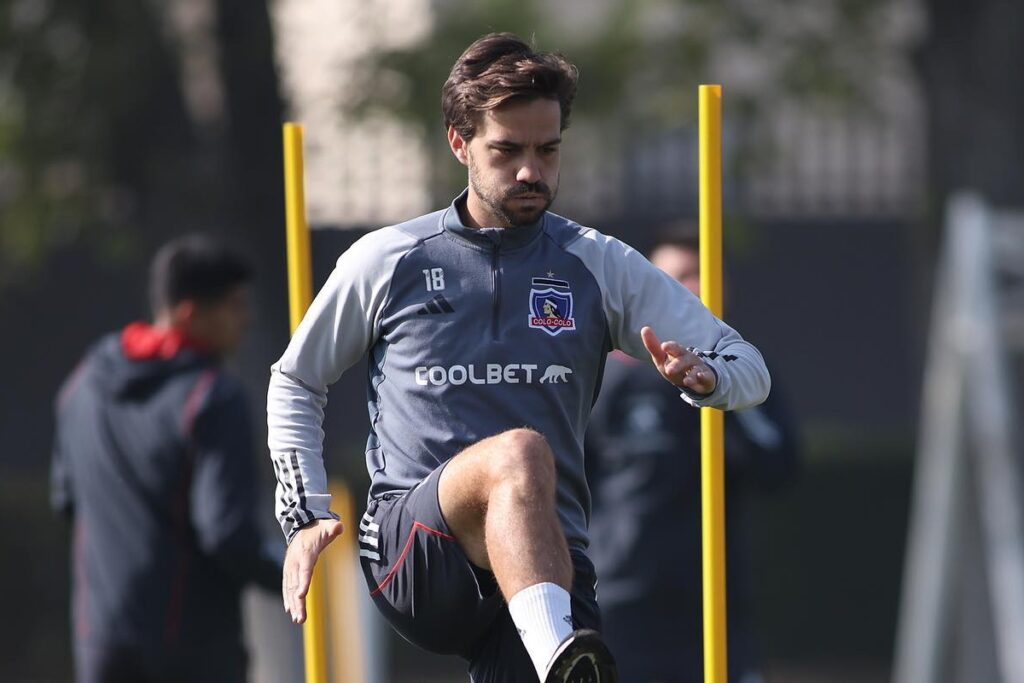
[284,123,313,332]
[325,482,367,682]
[698,84,728,683]
[283,122,328,683]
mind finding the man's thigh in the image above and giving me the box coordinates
[360,464,504,658]
[436,428,553,571]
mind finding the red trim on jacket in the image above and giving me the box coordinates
[121,322,210,361]
[164,368,217,645]
[57,360,89,412]
[181,369,218,438]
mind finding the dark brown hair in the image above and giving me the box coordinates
[442,33,579,140]
[650,222,700,257]
[651,234,700,257]
[149,234,252,316]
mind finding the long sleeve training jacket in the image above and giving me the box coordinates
[268,192,771,550]
[52,325,280,659]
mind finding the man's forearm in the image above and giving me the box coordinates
[267,368,338,542]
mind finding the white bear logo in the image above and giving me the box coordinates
[540,365,573,384]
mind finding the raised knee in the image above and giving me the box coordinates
[493,428,555,483]
[501,428,551,457]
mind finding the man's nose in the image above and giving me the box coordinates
[516,160,541,184]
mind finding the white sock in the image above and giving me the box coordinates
[507,582,574,681]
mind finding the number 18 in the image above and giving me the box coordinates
[423,268,445,291]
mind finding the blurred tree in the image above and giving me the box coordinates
[345,0,907,201]
[0,0,286,307]
[0,0,186,286]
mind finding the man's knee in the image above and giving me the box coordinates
[490,428,556,487]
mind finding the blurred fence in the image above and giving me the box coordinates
[446,100,925,229]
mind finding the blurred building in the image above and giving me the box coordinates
[273,0,926,228]
[273,0,433,226]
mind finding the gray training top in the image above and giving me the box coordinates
[267,192,771,550]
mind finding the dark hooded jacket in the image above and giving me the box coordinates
[51,324,280,670]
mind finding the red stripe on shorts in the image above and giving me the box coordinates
[369,521,455,597]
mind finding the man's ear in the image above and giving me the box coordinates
[447,125,470,167]
[169,300,197,329]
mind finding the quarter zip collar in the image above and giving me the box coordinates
[442,189,545,251]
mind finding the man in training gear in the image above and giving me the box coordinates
[53,236,281,683]
[268,32,771,683]
[587,234,800,682]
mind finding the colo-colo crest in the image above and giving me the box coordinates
[528,277,576,336]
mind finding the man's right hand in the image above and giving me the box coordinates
[640,326,717,395]
[283,518,344,624]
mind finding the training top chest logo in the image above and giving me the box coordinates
[528,276,576,336]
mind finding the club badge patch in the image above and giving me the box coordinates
[528,277,576,336]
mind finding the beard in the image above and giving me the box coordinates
[468,158,557,227]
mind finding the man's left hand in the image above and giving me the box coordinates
[641,326,717,395]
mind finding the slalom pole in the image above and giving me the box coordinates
[282,122,328,683]
[698,84,728,683]
[326,482,367,682]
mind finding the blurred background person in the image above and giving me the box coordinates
[586,232,801,683]
[50,235,282,683]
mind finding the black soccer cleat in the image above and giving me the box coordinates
[543,629,618,683]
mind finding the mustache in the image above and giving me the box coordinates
[507,182,551,198]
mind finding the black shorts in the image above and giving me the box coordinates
[359,463,602,682]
